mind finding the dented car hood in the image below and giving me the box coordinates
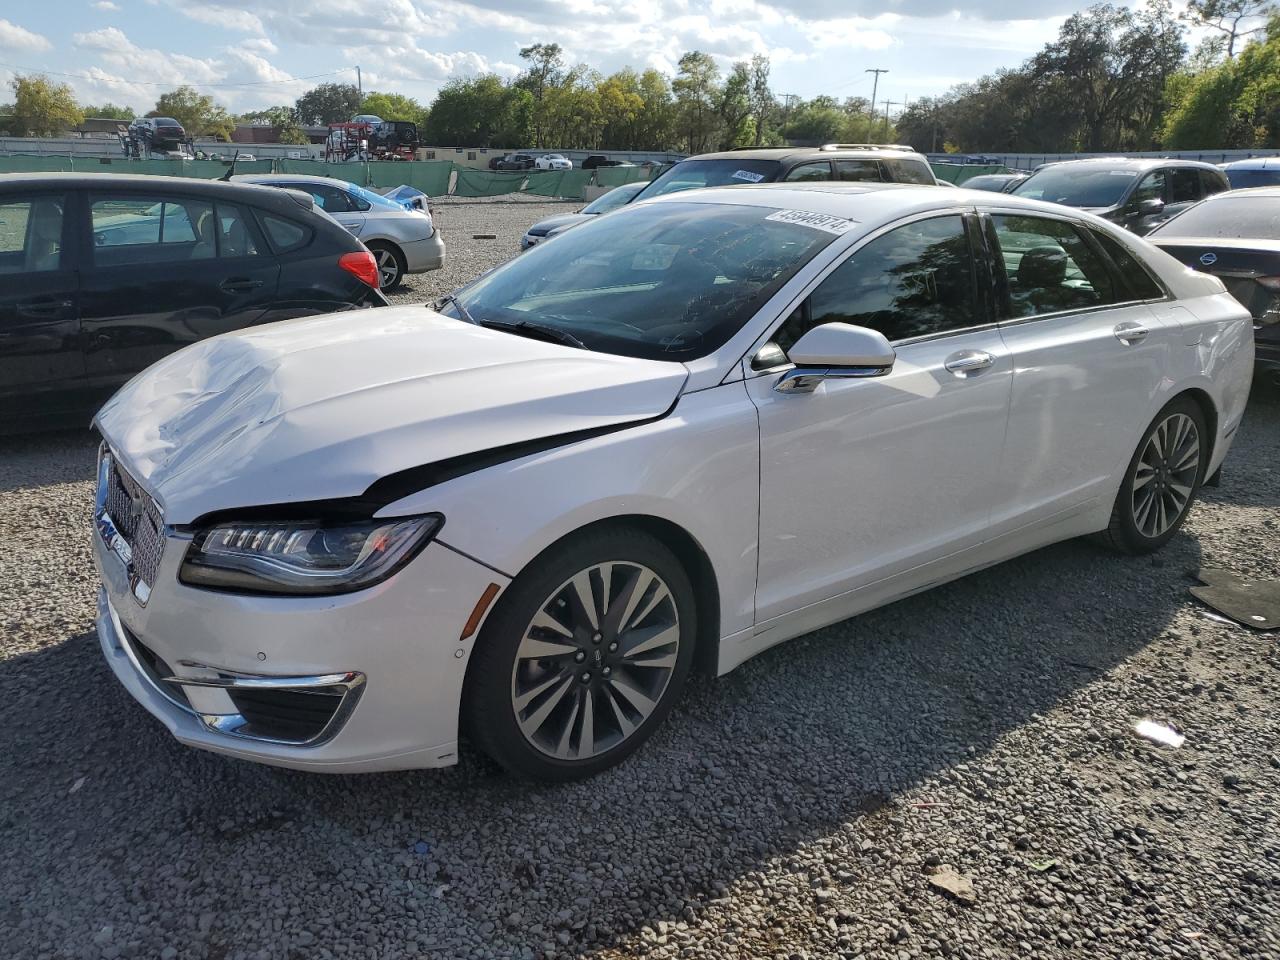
[94,307,689,524]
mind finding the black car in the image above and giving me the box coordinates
[1011,158,1230,236]
[961,172,1029,193]
[581,155,635,169]
[0,173,386,434]
[632,144,939,201]
[1148,187,1280,387]
[496,154,538,171]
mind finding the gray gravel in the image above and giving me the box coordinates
[1,200,1278,960]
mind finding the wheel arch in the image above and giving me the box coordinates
[1175,386,1218,480]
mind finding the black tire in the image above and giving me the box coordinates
[463,527,697,781]
[366,241,406,290]
[1099,395,1208,555]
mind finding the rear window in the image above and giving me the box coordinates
[1150,196,1280,240]
[259,214,310,253]
[637,159,781,199]
[881,157,936,185]
[1224,168,1280,189]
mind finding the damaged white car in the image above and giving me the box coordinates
[92,184,1253,780]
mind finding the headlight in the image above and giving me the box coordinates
[180,515,442,595]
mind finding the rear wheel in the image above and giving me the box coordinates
[366,241,405,290]
[464,528,696,780]
[1100,396,1207,554]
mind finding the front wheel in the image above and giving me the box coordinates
[1100,396,1207,554]
[463,528,697,780]
[366,241,405,290]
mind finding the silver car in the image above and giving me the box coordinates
[234,174,445,288]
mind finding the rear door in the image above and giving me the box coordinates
[0,188,87,423]
[1165,167,1203,223]
[79,190,280,393]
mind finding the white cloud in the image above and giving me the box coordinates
[0,18,52,52]
[171,4,265,33]
[91,1,121,10]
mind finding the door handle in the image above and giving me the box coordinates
[219,278,264,293]
[1113,322,1149,345]
[943,350,995,377]
[16,298,74,318]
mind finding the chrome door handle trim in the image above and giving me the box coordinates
[774,365,891,394]
[1114,322,1149,345]
[943,350,995,376]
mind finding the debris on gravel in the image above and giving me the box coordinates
[0,200,1277,960]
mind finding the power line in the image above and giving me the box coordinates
[0,61,355,88]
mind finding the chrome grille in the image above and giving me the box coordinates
[102,456,165,589]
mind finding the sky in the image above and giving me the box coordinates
[0,0,1152,118]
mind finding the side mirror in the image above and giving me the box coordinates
[1133,197,1164,216]
[775,323,896,394]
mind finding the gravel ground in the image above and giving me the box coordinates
[1,200,1278,960]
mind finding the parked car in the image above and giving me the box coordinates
[488,154,510,170]
[1148,187,1280,386]
[1010,158,1230,235]
[129,117,186,149]
[496,154,538,171]
[1219,157,1280,189]
[0,173,386,435]
[961,172,1029,192]
[520,180,647,250]
[92,183,1252,780]
[633,144,938,201]
[234,174,445,288]
[535,154,574,171]
[582,155,636,169]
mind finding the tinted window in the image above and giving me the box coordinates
[0,196,63,274]
[1170,169,1200,204]
[282,183,355,213]
[636,159,781,199]
[991,215,1116,318]
[835,159,882,182]
[784,162,833,182]
[881,157,937,185]
[443,201,836,361]
[1150,196,1280,240]
[1132,170,1166,205]
[1199,169,1229,196]
[215,203,261,257]
[1224,168,1280,189]
[91,197,216,265]
[259,214,310,252]
[1013,166,1138,207]
[1090,229,1164,300]
[777,215,977,350]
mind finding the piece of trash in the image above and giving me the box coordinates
[1029,859,1058,873]
[1135,720,1185,748]
[68,777,86,795]
[1196,608,1237,626]
[412,840,431,856]
[927,867,975,903]
[432,884,450,898]
[472,234,498,240]
[1181,931,1203,940]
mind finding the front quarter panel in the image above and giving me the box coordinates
[376,383,762,642]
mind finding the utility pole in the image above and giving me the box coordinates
[882,99,898,141]
[865,68,888,142]
[780,94,798,143]
[356,66,363,100]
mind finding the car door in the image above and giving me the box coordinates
[79,191,281,393]
[982,209,1173,535]
[0,188,88,423]
[1126,168,1169,235]
[1164,168,1203,223]
[745,212,1013,624]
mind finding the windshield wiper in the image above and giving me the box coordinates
[478,318,587,350]
[435,293,479,325]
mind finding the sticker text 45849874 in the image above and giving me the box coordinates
[763,209,859,234]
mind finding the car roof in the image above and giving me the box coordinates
[1032,157,1224,173]
[0,172,298,196]
[233,173,352,187]
[1221,157,1280,169]
[680,145,925,163]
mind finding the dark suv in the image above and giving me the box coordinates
[1011,158,1230,235]
[0,173,386,434]
[634,144,939,200]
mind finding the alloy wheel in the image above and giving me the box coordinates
[1131,412,1200,539]
[510,561,680,761]
[375,248,401,287]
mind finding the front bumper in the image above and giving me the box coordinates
[520,233,544,250]
[94,526,508,773]
[402,231,446,273]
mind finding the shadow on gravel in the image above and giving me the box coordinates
[0,527,1203,958]
[0,429,98,494]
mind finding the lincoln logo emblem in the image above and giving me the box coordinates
[1200,252,1218,266]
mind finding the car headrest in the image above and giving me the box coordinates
[1017,245,1069,288]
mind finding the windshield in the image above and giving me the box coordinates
[582,182,644,214]
[635,159,782,200]
[348,183,408,211]
[1012,166,1138,207]
[1225,168,1280,189]
[439,201,837,361]
[1151,196,1280,240]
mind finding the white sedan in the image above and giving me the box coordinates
[535,154,573,170]
[91,185,1253,780]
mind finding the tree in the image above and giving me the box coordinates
[239,106,308,144]
[716,62,753,149]
[9,75,83,136]
[82,102,133,120]
[672,51,721,153]
[636,69,676,150]
[748,55,774,146]
[424,75,533,147]
[152,86,233,139]
[783,95,845,144]
[596,69,646,149]
[1183,0,1276,57]
[360,91,427,127]
[295,82,361,125]
[518,42,565,146]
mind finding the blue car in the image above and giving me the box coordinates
[1220,157,1280,189]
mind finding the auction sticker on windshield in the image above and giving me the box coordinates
[764,209,858,234]
[732,170,767,182]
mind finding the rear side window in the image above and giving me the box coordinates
[91,197,216,265]
[990,214,1117,318]
[881,157,937,185]
[1090,229,1165,300]
[1169,169,1199,204]
[259,213,311,253]
[835,159,882,182]
[0,195,64,274]
[784,162,833,182]
[214,203,261,258]
[1199,169,1229,196]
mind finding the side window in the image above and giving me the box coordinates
[1131,170,1166,205]
[0,195,64,274]
[291,184,353,213]
[1199,169,1228,197]
[783,162,833,182]
[259,214,310,253]
[835,159,882,182]
[1090,229,1165,301]
[776,215,977,350]
[214,203,261,258]
[991,214,1116,318]
[91,197,214,265]
[1170,169,1199,204]
[881,157,937,185]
